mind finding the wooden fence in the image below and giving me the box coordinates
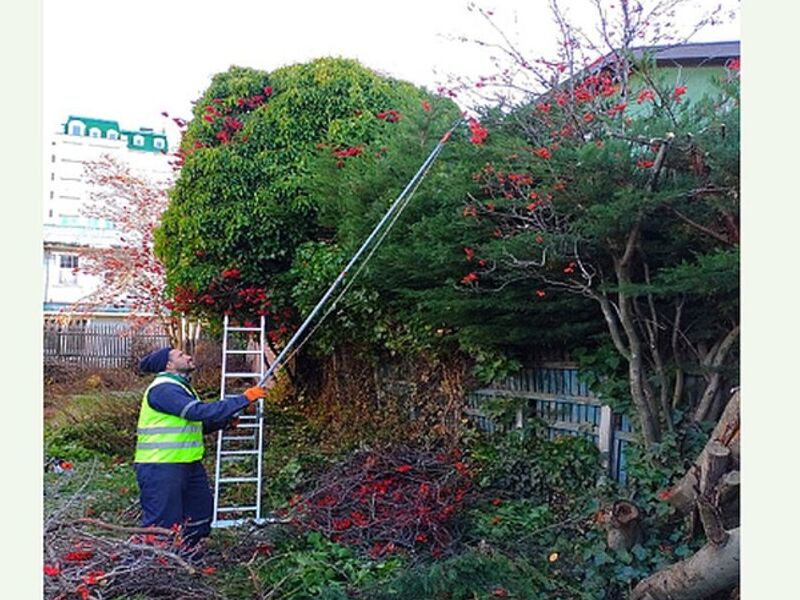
[43,322,172,370]
[465,365,637,484]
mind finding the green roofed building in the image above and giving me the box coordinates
[63,115,170,154]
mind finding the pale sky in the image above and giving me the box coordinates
[43,0,740,145]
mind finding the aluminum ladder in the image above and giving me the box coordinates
[211,314,267,528]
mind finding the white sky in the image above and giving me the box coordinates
[43,0,740,144]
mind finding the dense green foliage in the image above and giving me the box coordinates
[290,96,607,360]
[453,61,740,442]
[155,58,456,328]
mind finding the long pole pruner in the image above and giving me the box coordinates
[256,117,464,389]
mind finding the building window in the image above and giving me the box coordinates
[89,127,102,138]
[58,254,79,285]
[107,129,119,140]
[60,255,79,269]
[68,120,86,136]
[59,215,80,227]
[154,138,165,150]
[133,134,145,147]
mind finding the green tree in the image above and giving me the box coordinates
[154,58,438,332]
[293,94,606,367]
[459,57,739,445]
[299,3,740,446]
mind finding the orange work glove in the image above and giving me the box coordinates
[244,386,267,402]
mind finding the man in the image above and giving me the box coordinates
[134,346,266,548]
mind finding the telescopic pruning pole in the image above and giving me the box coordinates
[256,118,463,389]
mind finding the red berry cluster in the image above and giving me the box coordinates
[376,109,401,122]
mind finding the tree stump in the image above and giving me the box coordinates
[604,500,642,551]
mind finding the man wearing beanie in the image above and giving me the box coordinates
[134,346,267,549]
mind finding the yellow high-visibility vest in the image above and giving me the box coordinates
[134,374,204,463]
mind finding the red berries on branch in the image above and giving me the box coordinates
[637,88,656,104]
[468,119,489,145]
[376,109,401,122]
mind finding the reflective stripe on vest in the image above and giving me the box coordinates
[134,375,204,463]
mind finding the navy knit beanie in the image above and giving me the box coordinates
[139,347,172,373]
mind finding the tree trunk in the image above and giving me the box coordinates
[593,289,660,445]
[614,248,661,445]
[630,528,739,600]
[692,326,739,423]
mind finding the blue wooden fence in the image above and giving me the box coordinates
[465,365,636,484]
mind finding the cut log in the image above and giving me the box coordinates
[630,527,740,600]
[699,441,730,494]
[697,496,727,545]
[666,390,739,514]
[716,471,740,506]
[717,471,740,529]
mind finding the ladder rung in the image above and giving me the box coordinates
[216,506,258,513]
[220,449,260,456]
[224,372,264,378]
[233,423,260,429]
[225,349,263,355]
[212,516,290,528]
[226,326,262,332]
[212,518,250,528]
[222,435,256,442]
[218,477,259,483]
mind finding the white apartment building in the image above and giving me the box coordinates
[43,115,173,325]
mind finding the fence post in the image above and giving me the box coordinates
[514,405,524,430]
[598,405,614,473]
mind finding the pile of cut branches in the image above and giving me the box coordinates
[43,519,222,600]
[287,446,475,558]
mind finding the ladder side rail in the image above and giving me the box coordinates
[255,314,266,521]
[212,315,231,524]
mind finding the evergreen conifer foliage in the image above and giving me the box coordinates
[459,60,740,444]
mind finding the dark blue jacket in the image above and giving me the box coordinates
[147,373,249,435]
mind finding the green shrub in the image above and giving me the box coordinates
[471,427,603,514]
[211,531,403,600]
[467,499,553,549]
[368,549,549,600]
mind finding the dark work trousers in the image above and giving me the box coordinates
[134,461,214,547]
